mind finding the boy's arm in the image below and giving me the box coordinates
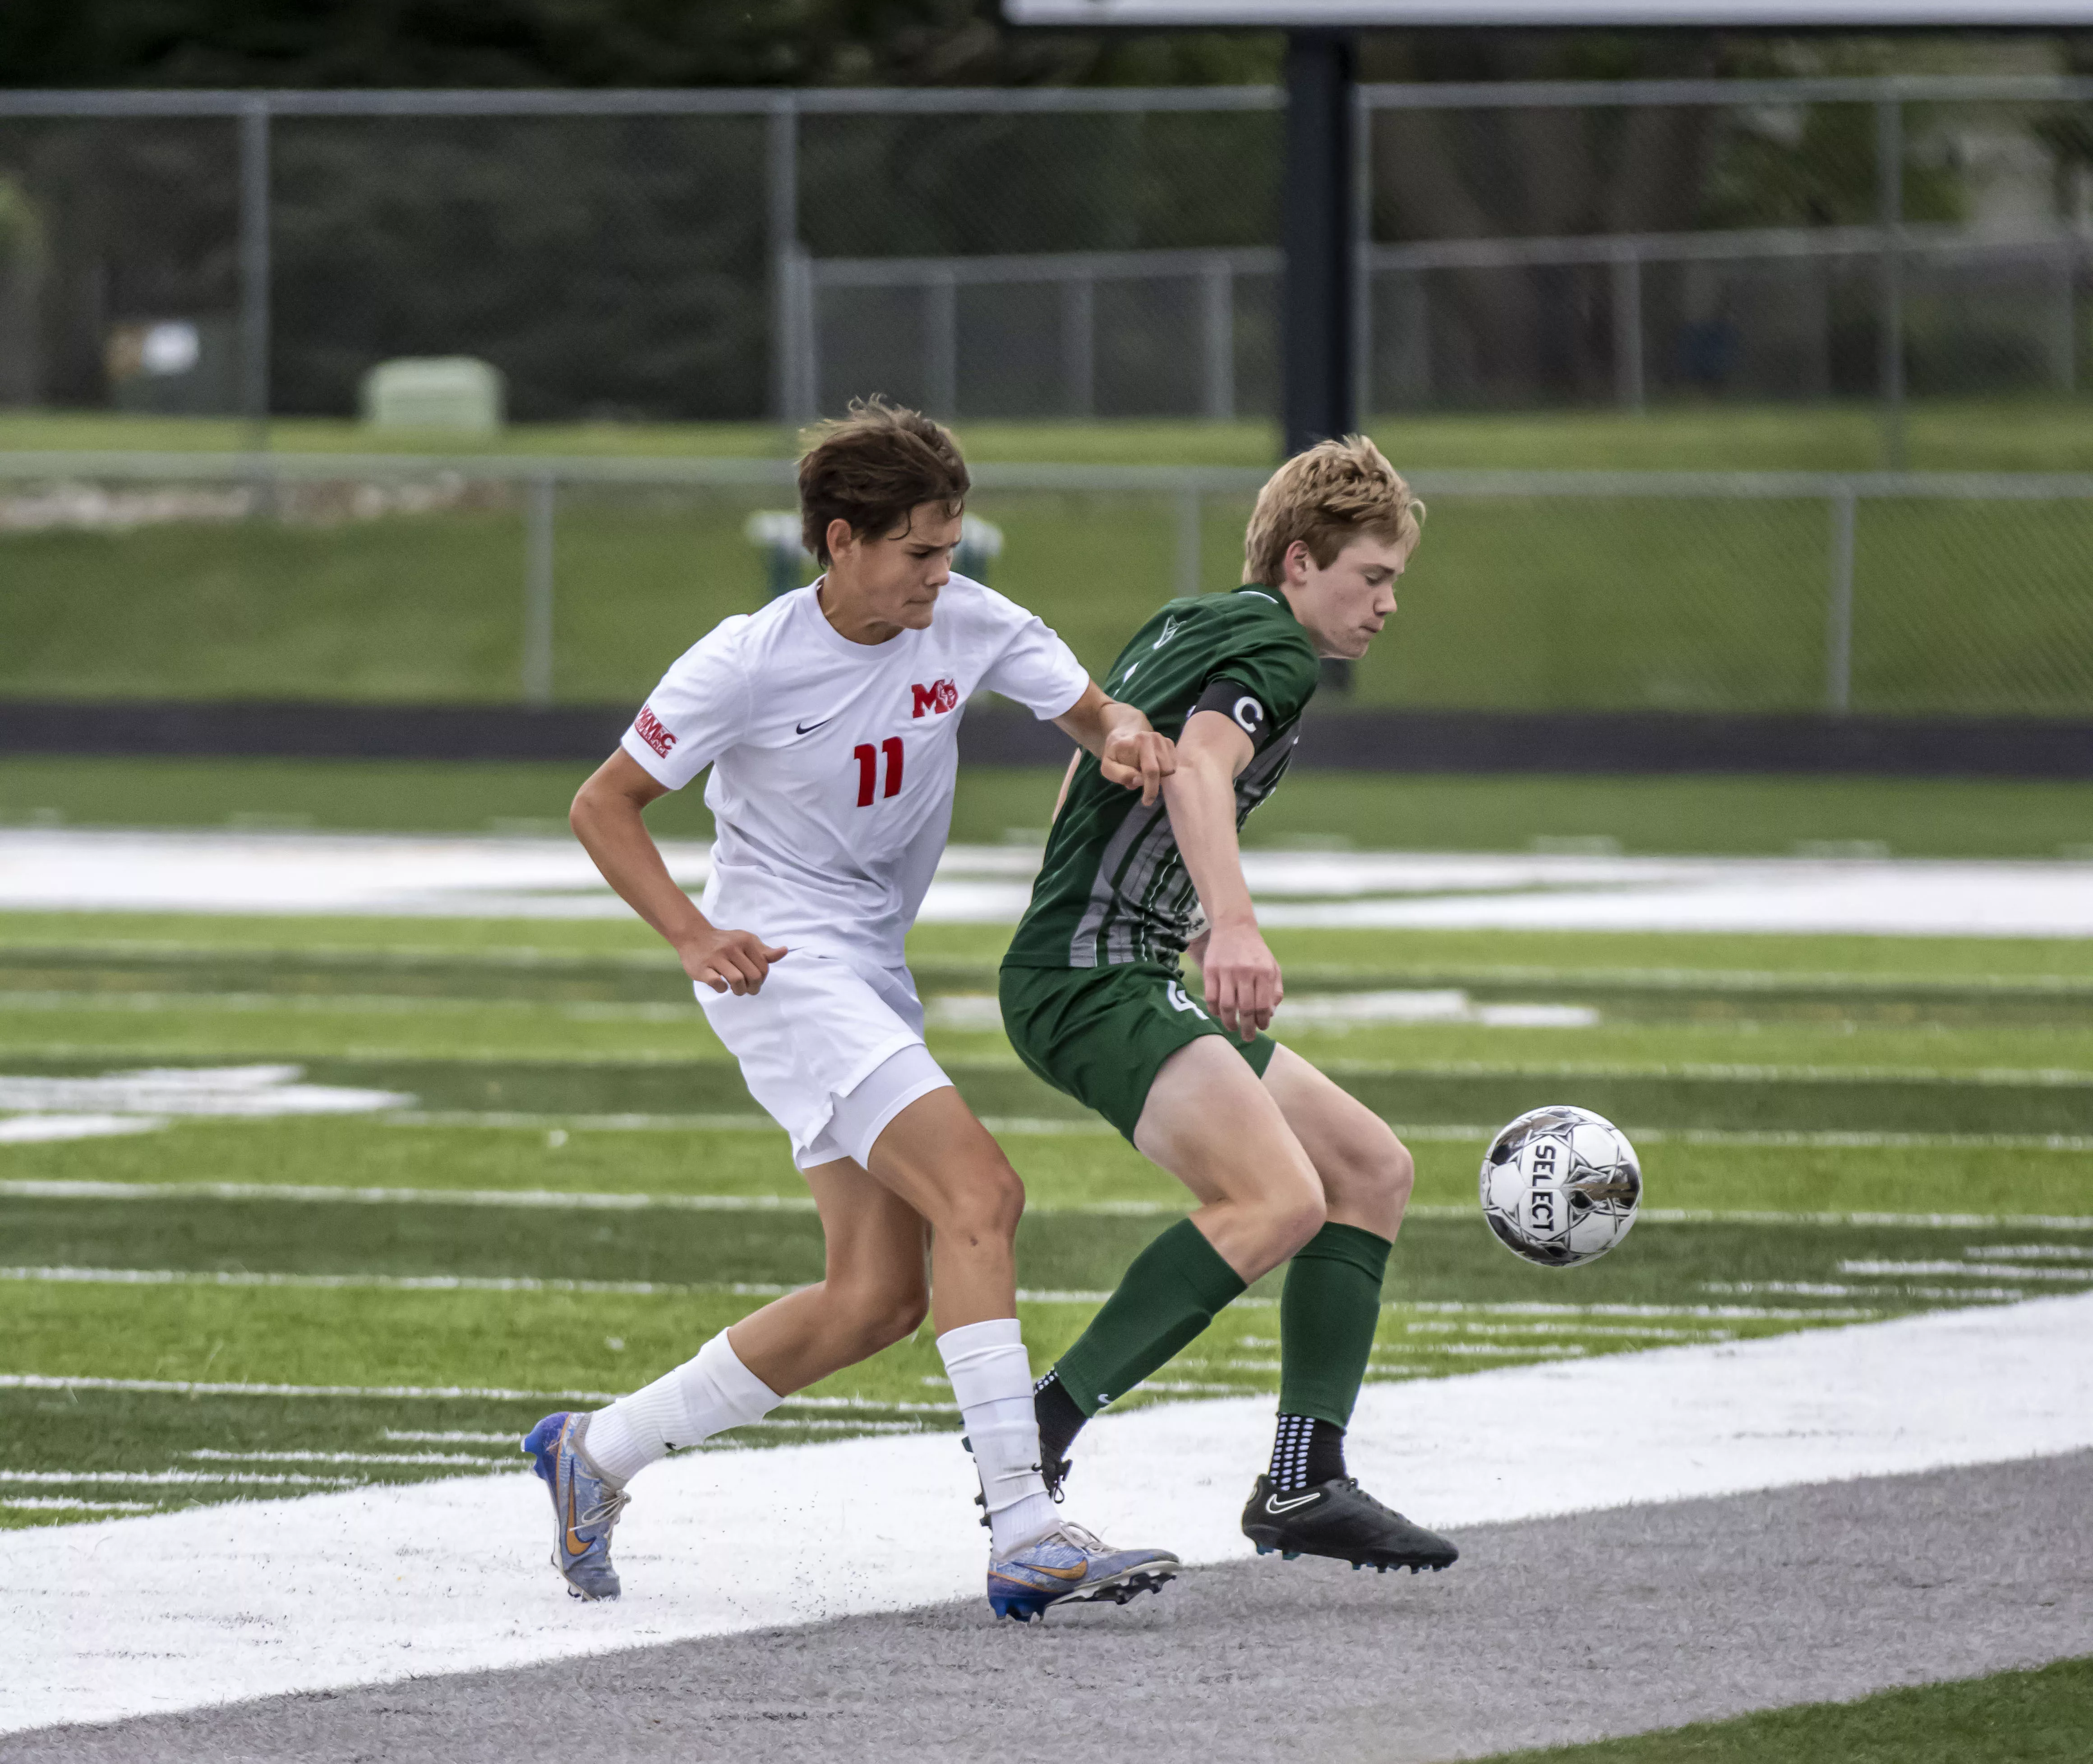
[570,750,786,995]
[1163,710,1279,1040]
[1052,680,1175,806]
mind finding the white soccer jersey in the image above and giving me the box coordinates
[621,575,1089,973]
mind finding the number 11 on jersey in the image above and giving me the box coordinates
[853,738,904,808]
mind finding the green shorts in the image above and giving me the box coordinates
[998,959,1278,1142]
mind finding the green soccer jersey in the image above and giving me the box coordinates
[1004,585,1322,971]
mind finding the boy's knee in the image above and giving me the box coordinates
[940,1161,1025,1248]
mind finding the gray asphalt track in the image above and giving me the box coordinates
[14,1451,2093,1764]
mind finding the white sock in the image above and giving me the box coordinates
[937,1317,1060,1555]
[584,1329,782,1484]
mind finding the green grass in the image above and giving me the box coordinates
[8,402,2093,715]
[5,758,2092,859]
[1480,1655,2093,1764]
[10,396,2093,472]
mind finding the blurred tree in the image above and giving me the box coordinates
[0,0,1276,89]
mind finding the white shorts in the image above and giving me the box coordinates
[697,954,955,1171]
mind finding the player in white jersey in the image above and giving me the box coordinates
[521,400,1182,1621]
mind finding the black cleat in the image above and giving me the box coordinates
[1240,1474,1458,1574]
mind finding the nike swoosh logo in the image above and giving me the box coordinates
[1027,1561,1091,1581]
[1263,1492,1322,1514]
[565,1479,590,1557]
[795,715,837,735]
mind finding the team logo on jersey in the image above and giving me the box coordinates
[633,705,678,759]
[1152,615,1183,650]
[911,678,960,718]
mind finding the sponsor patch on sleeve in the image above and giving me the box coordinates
[633,705,678,760]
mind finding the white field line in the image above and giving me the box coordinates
[0,1497,156,1512]
[8,830,2093,938]
[0,1266,1120,1303]
[4,1292,2089,1736]
[1839,1259,2093,1282]
[4,1177,2088,1233]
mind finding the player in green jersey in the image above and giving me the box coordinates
[999,436,1459,1576]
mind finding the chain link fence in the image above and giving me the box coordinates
[2,76,2092,426]
[4,453,2090,720]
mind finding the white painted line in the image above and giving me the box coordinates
[0,1065,410,1118]
[0,1114,166,1145]
[0,1266,801,1298]
[0,1469,359,1488]
[0,1266,1117,1303]
[0,1497,157,1512]
[1838,1259,2093,1282]
[5,1291,2089,1736]
[8,830,2093,938]
[4,1178,2087,1233]
[0,1373,623,1403]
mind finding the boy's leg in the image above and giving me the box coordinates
[1243,1044,1456,1574]
[585,1156,933,1482]
[1038,1036,1326,1460]
[858,1087,1181,1616]
[1258,1044,1409,1480]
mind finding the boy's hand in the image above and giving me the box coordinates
[1098,726,1176,806]
[680,928,788,995]
[1200,918,1282,1040]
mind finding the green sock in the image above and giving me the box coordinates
[1277,1223,1392,1429]
[1052,1218,1247,1416]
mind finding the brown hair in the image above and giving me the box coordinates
[797,396,970,566]
[1242,434,1423,588]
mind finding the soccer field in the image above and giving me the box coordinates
[4,896,2089,1536]
[1,807,2090,1755]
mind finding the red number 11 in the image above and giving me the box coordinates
[853,738,904,807]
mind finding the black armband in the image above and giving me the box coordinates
[1191,677,1272,747]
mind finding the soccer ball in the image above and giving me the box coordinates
[1479,1105,1642,1268]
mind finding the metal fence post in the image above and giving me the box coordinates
[925,270,958,416]
[1176,485,1202,600]
[2056,244,2078,395]
[1201,259,1235,422]
[1063,276,1095,419]
[523,474,557,707]
[1876,98,1907,471]
[1352,77,1373,424]
[1826,485,1856,714]
[1611,249,1645,412]
[768,97,811,424]
[237,98,271,451]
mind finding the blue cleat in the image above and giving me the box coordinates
[522,1410,630,1601]
[987,1520,1179,1623]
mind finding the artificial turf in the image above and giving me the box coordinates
[1482,1654,2093,1764]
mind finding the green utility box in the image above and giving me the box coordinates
[360,357,505,433]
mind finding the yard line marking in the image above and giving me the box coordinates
[383,1431,524,1446]
[0,1373,626,1402]
[1965,1244,2093,1261]
[0,1469,360,1487]
[3,1179,2085,1232]
[0,1266,1117,1304]
[0,1496,157,1512]
[1319,1057,2093,1088]
[0,1266,804,1298]
[186,1449,509,1468]
[1704,1280,2026,1301]
[1837,1259,2093,1282]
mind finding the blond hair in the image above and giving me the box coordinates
[1242,435,1422,588]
